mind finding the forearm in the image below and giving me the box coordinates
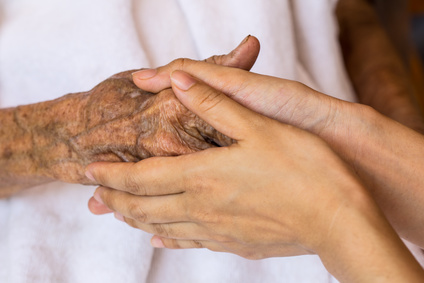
[0,93,89,197]
[318,193,424,282]
[0,107,49,197]
[336,0,424,133]
[320,103,424,246]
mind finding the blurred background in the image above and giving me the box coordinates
[411,0,424,64]
[410,0,424,111]
[376,0,424,112]
[369,0,424,112]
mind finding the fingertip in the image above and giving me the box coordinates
[88,196,113,215]
[151,235,165,248]
[230,35,260,70]
[114,212,125,222]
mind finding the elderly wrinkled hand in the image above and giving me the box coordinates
[0,36,260,195]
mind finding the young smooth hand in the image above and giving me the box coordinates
[130,56,424,247]
[86,71,424,282]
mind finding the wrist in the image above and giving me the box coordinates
[15,93,89,182]
[315,189,424,282]
[311,100,373,166]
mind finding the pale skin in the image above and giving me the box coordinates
[86,70,424,282]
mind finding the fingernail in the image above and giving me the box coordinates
[93,188,105,205]
[151,236,165,248]
[171,71,196,91]
[114,212,125,222]
[239,35,251,46]
[85,170,96,182]
[132,68,157,80]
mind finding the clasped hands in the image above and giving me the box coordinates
[85,38,389,261]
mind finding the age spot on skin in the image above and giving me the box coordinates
[2,147,12,159]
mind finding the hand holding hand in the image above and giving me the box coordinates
[87,71,368,258]
[87,70,424,282]
[0,36,260,194]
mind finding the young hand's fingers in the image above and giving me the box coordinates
[122,219,210,241]
[132,35,260,93]
[151,235,225,253]
[88,196,113,215]
[170,70,267,141]
[92,187,187,224]
[85,157,191,196]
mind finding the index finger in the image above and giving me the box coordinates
[85,157,184,195]
[85,151,214,196]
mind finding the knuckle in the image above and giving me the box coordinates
[123,170,145,195]
[165,239,180,249]
[205,54,223,65]
[128,201,148,223]
[153,223,170,238]
[191,240,203,249]
[171,58,193,72]
[124,217,137,229]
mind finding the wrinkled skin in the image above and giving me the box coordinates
[6,70,232,187]
[71,70,232,163]
[0,35,259,197]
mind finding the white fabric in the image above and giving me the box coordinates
[0,0,374,282]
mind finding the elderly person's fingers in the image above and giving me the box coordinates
[203,35,260,70]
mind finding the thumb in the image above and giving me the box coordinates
[204,35,260,71]
[133,35,260,93]
[170,70,264,141]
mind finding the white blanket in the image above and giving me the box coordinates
[1,0,417,282]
